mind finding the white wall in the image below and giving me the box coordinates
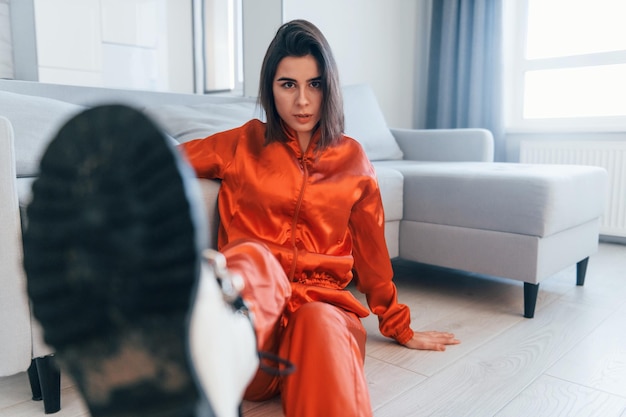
[240,0,429,128]
[8,0,428,128]
[241,0,282,98]
[0,0,13,79]
[283,0,421,129]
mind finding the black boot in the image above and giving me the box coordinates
[23,105,213,417]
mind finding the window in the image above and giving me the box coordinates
[25,0,241,94]
[504,0,626,131]
[194,0,243,94]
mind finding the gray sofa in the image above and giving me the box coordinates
[0,79,607,413]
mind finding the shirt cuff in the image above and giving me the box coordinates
[394,327,414,346]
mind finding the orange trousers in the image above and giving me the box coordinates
[221,240,373,417]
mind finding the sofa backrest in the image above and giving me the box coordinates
[144,99,261,144]
[146,84,405,162]
[0,81,403,178]
[0,90,84,177]
[145,84,405,163]
[343,84,403,161]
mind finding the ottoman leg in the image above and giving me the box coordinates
[523,282,539,319]
[576,257,589,286]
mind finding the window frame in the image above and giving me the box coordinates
[504,0,626,133]
[193,0,243,94]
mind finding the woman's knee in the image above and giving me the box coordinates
[287,303,350,338]
[220,240,291,297]
[221,239,273,265]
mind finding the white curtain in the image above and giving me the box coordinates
[0,0,14,79]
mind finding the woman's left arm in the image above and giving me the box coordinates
[349,173,460,351]
[348,173,414,344]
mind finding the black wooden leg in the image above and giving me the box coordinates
[576,257,589,286]
[524,282,539,319]
[34,355,61,414]
[27,359,42,401]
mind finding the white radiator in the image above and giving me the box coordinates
[520,141,626,238]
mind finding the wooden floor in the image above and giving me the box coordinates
[2,242,625,417]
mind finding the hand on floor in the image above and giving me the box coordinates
[403,331,461,351]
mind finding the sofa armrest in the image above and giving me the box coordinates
[0,116,34,376]
[390,128,494,162]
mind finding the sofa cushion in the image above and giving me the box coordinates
[343,84,403,161]
[372,164,403,222]
[144,99,260,144]
[377,161,608,237]
[0,91,85,177]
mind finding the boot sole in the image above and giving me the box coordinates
[23,105,205,417]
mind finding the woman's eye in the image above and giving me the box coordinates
[282,81,295,88]
[310,81,321,89]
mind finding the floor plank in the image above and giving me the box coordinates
[242,397,284,417]
[0,373,87,417]
[546,303,626,398]
[374,297,614,417]
[495,375,626,417]
[364,356,426,411]
[2,242,625,417]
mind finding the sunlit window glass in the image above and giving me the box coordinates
[524,64,626,119]
[526,0,626,59]
[521,0,626,121]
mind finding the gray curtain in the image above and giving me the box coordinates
[425,0,505,161]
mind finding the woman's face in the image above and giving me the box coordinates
[272,54,322,146]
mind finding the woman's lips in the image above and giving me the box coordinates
[294,114,313,124]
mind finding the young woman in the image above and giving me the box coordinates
[180,19,460,417]
[23,18,458,417]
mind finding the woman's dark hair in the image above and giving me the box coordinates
[258,19,344,150]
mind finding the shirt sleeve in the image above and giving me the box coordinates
[348,171,414,345]
[177,125,243,179]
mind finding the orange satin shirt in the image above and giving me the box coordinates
[180,119,413,344]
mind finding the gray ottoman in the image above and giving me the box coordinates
[378,161,608,318]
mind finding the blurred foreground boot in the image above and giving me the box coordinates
[23,105,257,417]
